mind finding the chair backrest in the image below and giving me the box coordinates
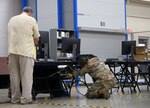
[139,64,149,73]
[106,58,119,62]
[106,58,120,67]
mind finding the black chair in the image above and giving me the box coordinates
[32,64,70,99]
[119,64,141,93]
[106,59,141,93]
[106,58,121,92]
[32,65,59,99]
[137,64,150,90]
[60,65,89,97]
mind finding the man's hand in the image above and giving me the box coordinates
[67,73,73,78]
[67,70,77,77]
[34,37,39,46]
[64,66,74,73]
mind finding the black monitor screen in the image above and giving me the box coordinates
[122,40,136,55]
[39,31,49,44]
[61,37,80,55]
[37,31,49,59]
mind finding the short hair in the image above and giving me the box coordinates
[76,54,96,67]
[23,6,33,13]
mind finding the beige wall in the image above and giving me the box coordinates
[127,2,150,48]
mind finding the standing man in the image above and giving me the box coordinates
[8,6,40,104]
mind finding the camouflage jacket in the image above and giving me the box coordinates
[73,57,115,82]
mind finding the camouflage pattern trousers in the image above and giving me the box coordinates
[86,78,115,99]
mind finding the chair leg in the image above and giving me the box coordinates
[45,80,53,99]
[68,78,75,97]
[61,79,70,97]
[32,88,37,100]
[47,86,53,99]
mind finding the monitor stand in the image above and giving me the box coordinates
[130,46,135,61]
[44,43,48,61]
[72,44,77,61]
[129,54,135,61]
[124,46,135,62]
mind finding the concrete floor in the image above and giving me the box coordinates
[0,86,150,108]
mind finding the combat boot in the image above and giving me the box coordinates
[86,90,99,99]
[98,88,110,99]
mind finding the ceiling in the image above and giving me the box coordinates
[128,0,150,4]
[129,0,149,2]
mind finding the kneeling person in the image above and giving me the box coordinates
[71,55,116,99]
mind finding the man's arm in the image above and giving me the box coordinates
[72,66,88,77]
[33,19,40,46]
[34,37,39,46]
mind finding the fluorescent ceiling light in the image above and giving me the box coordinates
[142,0,150,2]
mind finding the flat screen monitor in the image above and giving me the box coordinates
[39,31,49,44]
[37,31,49,59]
[61,37,80,56]
[122,40,136,55]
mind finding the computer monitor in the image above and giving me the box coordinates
[37,31,49,60]
[122,40,136,60]
[61,37,80,60]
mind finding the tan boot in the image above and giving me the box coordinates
[86,90,99,99]
[98,88,110,99]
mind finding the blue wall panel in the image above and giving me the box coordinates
[58,0,63,29]
[22,0,27,8]
[73,0,79,39]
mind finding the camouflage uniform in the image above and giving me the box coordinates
[72,56,115,99]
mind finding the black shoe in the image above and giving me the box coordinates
[20,101,32,105]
